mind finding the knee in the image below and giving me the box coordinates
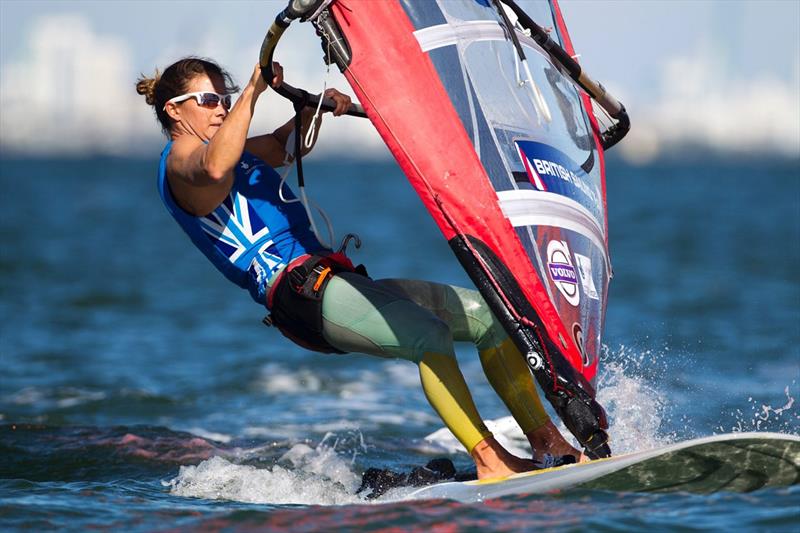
[413,316,454,362]
[446,287,496,336]
[468,297,507,350]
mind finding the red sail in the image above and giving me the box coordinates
[332,0,592,376]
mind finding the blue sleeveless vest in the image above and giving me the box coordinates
[157,141,326,304]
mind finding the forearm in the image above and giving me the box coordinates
[203,86,258,179]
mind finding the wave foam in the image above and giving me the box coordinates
[167,434,364,505]
[424,417,530,457]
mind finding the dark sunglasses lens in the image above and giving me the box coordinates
[197,93,231,110]
[198,93,221,107]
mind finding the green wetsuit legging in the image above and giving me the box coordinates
[318,272,550,453]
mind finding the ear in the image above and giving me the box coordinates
[164,101,182,123]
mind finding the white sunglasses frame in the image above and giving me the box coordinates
[163,91,232,111]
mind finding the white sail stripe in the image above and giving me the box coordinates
[509,213,607,270]
[416,20,545,192]
[496,190,610,270]
[414,21,550,64]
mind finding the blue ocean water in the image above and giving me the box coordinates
[1,154,798,530]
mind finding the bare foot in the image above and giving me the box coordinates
[471,436,537,480]
[526,420,587,463]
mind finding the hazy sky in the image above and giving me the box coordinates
[1,0,798,162]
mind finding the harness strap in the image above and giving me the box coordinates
[266,254,311,310]
[265,252,368,354]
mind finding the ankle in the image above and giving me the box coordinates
[470,436,535,479]
[470,436,502,467]
[526,421,557,447]
[526,421,580,457]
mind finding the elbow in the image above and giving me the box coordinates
[199,150,231,183]
[204,164,229,183]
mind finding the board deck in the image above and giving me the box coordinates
[402,432,800,502]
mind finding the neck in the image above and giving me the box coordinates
[171,122,207,142]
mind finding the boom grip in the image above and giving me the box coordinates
[259,19,287,86]
[258,5,367,118]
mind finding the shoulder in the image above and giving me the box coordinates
[166,136,205,178]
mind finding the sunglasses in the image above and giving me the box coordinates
[163,91,232,111]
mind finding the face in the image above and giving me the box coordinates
[166,74,229,140]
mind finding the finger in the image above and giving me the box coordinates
[324,91,339,114]
[328,91,348,115]
[271,62,284,86]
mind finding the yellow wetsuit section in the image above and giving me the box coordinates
[419,352,492,453]
[479,337,549,434]
[318,274,552,452]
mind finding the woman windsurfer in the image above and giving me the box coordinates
[136,57,582,480]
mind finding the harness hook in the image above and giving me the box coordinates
[337,233,361,254]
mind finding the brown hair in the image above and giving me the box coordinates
[136,57,239,134]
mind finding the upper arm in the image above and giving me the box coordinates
[245,134,289,168]
[167,138,235,216]
[169,137,220,185]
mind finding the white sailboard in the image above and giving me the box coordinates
[401,432,800,502]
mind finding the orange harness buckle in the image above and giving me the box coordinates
[312,266,332,292]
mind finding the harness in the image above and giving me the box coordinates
[262,82,370,354]
[265,235,368,354]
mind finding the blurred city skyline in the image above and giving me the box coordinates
[1,0,798,163]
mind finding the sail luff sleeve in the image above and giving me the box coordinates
[330,0,585,375]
